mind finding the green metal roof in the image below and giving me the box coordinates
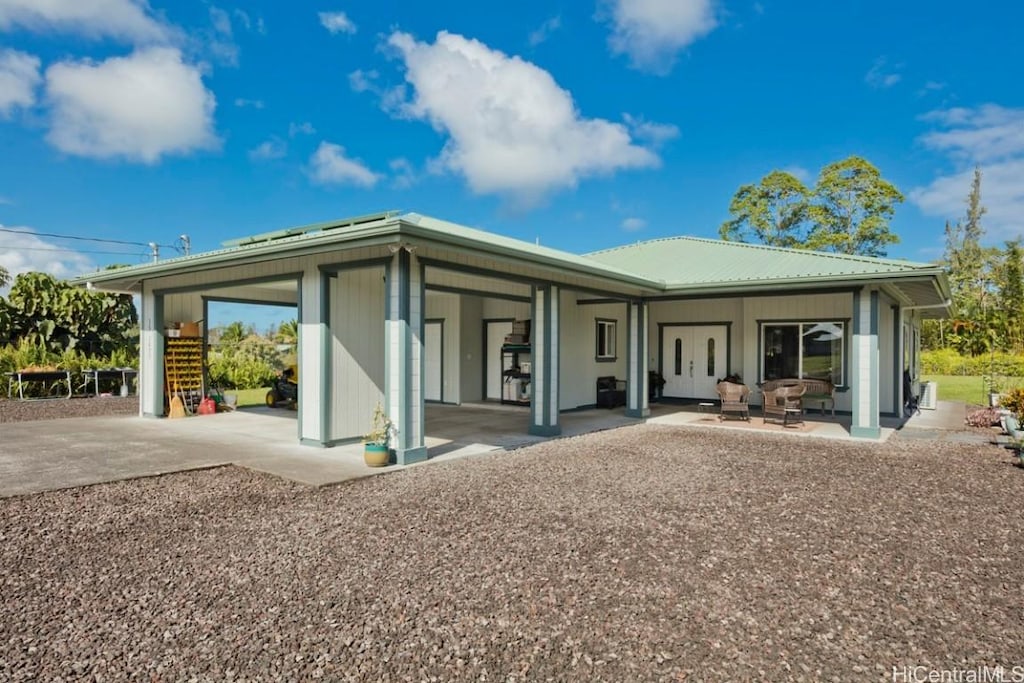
[72,211,658,292]
[586,236,946,290]
[72,212,949,309]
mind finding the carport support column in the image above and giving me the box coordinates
[298,267,329,445]
[851,288,881,439]
[139,287,164,417]
[625,300,649,418]
[529,285,561,436]
[385,248,427,465]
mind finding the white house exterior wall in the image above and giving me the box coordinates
[742,292,853,410]
[559,294,627,410]
[878,292,897,415]
[329,267,386,441]
[648,298,744,381]
[425,291,462,404]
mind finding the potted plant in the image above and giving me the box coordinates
[648,370,666,401]
[1000,388,1024,440]
[984,375,1004,407]
[363,403,392,467]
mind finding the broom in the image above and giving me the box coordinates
[168,376,186,419]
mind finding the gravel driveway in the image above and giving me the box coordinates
[2,424,1022,681]
[0,396,138,423]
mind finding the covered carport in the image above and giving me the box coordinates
[74,212,663,466]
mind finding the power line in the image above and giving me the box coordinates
[0,226,176,249]
[0,244,150,257]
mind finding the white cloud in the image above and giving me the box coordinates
[623,113,679,146]
[348,68,377,93]
[231,9,266,35]
[389,157,417,189]
[0,226,97,285]
[528,15,561,46]
[206,6,239,67]
[918,104,1024,163]
[308,141,379,187]
[910,104,1024,239]
[249,137,286,161]
[865,56,902,89]
[0,0,172,44]
[288,121,315,136]
[384,31,659,204]
[603,0,718,74]
[319,11,355,35]
[234,97,264,109]
[44,47,218,163]
[621,217,646,231]
[918,80,946,97]
[0,48,40,117]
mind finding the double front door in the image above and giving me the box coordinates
[661,325,727,400]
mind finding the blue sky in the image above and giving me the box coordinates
[0,0,1022,325]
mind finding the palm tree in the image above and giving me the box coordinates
[275,319,298,347]
[220,321,249,346]
[0,264,9,289]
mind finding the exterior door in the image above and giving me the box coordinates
[424,321,442,402]
[485,321,513,400]
[662,325,727,399]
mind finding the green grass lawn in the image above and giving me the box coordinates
[227,387,271,408]
[922,374,1024,405]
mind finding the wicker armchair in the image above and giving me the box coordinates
[715,381,750,421]
[762,383,807,426]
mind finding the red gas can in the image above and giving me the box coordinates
[197,397,217,415]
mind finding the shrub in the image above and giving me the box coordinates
[207,334,281,390]
[965,407,1003,428]
[1001,388,1024,422]
[921,349,1024,376]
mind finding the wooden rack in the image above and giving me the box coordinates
[165,337,204,412]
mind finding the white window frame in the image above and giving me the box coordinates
[759,320,846,386]
[596,319,617,362]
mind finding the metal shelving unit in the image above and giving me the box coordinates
[500,344,531,406]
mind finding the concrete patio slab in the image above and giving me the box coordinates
[0,398,973,498]
[0,403,653,497]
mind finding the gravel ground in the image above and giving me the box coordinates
[0,396,139,423]
[2,425,1023,681]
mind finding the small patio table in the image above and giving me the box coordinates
[81,368,138,396]
[6,370,73,400]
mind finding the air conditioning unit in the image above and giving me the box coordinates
[919,381,937,410]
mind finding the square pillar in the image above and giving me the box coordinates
[298,267,328,446]
[625,300,650,418]
[529,284,561,436]
[139,287,164,417]
[385,248,427,464]
[850,288,881,439]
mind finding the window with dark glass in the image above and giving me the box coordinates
[761,322,844,385]
[596,319,617,361]
[706,337,715,376]
[674,338,682,376]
